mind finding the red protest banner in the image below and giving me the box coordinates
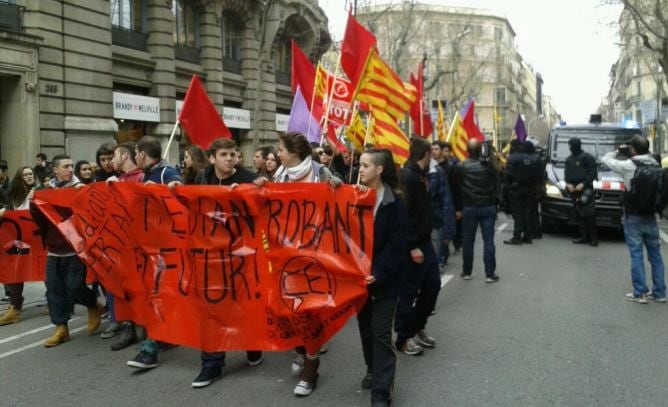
[0,210,47,284]
[32,182,374,354]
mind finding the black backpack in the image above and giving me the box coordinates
[627,159,668,215]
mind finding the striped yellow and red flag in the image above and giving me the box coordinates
[370,108,410,165]
[354,48,417,121]
[345,112,367,152]
[436,100,447,142]
[314,64,329,100]
[447,112,469,161]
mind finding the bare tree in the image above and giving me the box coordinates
[357,2,490,113]
[605,0,668,84]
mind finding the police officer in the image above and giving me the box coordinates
[504,139,534,245]
[523,141,544,239]
[564,138,598,246]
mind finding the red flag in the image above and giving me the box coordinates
[179,75,231,149]
[461,100,485,142]
[341,11,377,87]
[326,124,348,153]
[409,65,434,138]
[290,40,323,120]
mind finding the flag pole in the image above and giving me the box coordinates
[356,113,372,185]
[445,111,459,143]
[162,121,180,160]
[307,63,321,143]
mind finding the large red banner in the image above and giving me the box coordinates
[30,183,374,354]
[0,210,46,283]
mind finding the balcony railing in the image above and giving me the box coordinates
[112,26,148,51]
[175,45,200,64]
[275,70,290,86]
[0,2,23,32]
[223,57,242,74]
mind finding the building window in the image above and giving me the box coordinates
[222,11,243,72]
[111,0,143,31]
[172,0,198,48]
[495,87,506,104]
[494,26,503,41]
[274,40,291,85]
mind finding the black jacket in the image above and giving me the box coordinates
[371,185,409,299]
[565,151,597,188]
[453,158,498,210]
[195,165,257,186]
[399,160,433,249]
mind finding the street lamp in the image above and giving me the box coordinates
[527,115,545,137]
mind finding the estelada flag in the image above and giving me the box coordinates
[448,111,470,162]
[179,75,231,149]
[354,48,416,121]
[460,99,485,142]
[291,40,323,120]
[341,10,377,87]
[409,65,434,138]
[370,107,410,165]
[346,112,367,152]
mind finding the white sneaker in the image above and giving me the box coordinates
[647,293,667,303]
[294,380,315,397]
[625,293,648,304]
[415,330,436,348]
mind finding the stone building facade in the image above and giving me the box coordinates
[355,3,560,145]
[0,0,330,172]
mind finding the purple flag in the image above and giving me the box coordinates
[514,114,527,142]
[287,86,321,143]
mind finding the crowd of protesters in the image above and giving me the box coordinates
[0,132,513,407]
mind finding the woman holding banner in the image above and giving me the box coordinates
[0,166,40,326]
[356,149,408,407]
[269,131,340,397]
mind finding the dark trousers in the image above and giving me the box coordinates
[357,293,397,402]
[576,212,598,243]
[453,219,463,250]
[462,205,497,277]
[528,191,541,238]
[45,255,96,326]
[511,191,530,240]
[201,350,263,368]
[7,283,24,309]
[394,241,441,345]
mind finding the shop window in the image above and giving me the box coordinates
[222,11,243,73]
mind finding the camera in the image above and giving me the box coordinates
[480,141,491,162]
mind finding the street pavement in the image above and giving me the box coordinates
[3,214,668,406]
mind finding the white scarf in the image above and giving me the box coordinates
[274,156,313,183]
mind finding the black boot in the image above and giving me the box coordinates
[503,238,523,245]
[572,237,589,244]
[111,323,138,351]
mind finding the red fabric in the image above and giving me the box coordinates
[461,100,485,142]
[326,124,348,153]
[179,75,231,149]
[31,182,374,354]
[341,11,377,87]
[409,66,434,138]
[291,40,324,120]
[0,210,46,283]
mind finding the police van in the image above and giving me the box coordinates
[541,116,642,231]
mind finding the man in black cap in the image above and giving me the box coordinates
[564,138,598,246]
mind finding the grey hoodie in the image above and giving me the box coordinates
[601,152,657,189]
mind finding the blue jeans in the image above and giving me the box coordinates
[624,215,666,298]
[462,206,497,277]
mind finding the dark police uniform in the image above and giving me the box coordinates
[564,140,598,245]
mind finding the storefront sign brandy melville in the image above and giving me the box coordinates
[113,92,161,122]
